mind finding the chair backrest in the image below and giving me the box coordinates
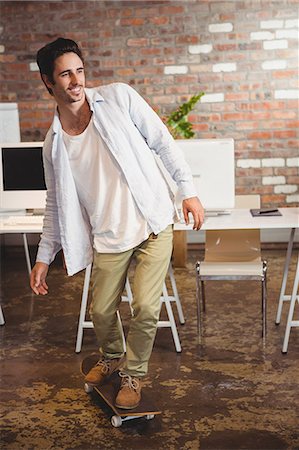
[204,195,261,262]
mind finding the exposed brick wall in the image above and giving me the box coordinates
[0,0,298,206]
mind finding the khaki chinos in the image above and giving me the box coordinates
[90,225,173,378]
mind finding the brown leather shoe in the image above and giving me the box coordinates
[84,356,125,386]
[115,372,142,409]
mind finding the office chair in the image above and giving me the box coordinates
[196,195,267,338]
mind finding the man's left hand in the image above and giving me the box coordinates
[182,197,204,230]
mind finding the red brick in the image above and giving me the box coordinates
[262,121,286,129]
[225,92,250,102]
[272,70,298,79]
[140,48,162,56]
[273,130,297,139]
[248,131,272,140]
[165,86,189,95]
[153,95,175,104]
[286,121,299,128]
[262,195,285,205]
[193,124,210,131]
[135,7,160,17]
[214,44,238,52]
[149,16,169,25]
[159,5,184,15]
[287,176,299,184]
[236,121,261,130]
[176,35,199,45]
[120,18,145,26]
[0,55,16,63]
[127,38,150,47]
[274,168,298,176]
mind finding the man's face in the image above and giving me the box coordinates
[44,52,85,104]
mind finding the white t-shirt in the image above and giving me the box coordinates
[62,119,152,253]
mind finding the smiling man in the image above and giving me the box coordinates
[30,37,204,409]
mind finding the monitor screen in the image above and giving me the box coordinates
[0,142,46,211]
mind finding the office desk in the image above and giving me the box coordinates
[174,207,298,231]
[1,208,298,276]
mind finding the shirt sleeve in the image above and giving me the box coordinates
[121,83,197,200]
[36,134,62,265]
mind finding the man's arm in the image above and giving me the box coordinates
[123,84,204,228]
[35,135,62,267]
[30,134,62,294]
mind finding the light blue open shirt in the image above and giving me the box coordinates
[36,83,197,276]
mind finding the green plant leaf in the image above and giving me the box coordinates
[164,92,204,139]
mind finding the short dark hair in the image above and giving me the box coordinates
[36,37,84,95]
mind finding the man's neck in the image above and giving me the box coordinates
[58,98,92,136]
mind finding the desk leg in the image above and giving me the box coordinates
[23,233,32,276]
[275,228,295,325]
[173,230,187,268]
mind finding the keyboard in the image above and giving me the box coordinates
[2,215,44,226]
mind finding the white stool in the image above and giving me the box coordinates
[75,263,184,353]
[276,252,299,353]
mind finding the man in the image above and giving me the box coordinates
[30,37,204,409]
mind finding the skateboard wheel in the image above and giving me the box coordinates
[84,383,93,394]
[111,415,122,427]
[146,414,155,420]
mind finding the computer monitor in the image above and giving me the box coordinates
[0,103,21,143]
[0,142,46,212]
[175,138,235,213]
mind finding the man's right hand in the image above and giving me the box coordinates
[30,262,49,295]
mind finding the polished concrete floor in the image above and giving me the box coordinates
[0,245,298,450]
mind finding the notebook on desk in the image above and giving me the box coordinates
[250,208,282,217]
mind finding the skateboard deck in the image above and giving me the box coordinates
[81,354,161,427]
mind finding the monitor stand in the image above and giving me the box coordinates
[204,209,232,217]
[26,208,45,216]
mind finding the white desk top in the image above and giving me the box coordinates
[0,216,43,234]
[174,207,299,231]
[0,207,298,234]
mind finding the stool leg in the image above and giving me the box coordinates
[0,305,4,325]
[276,228,295,324]
[282,254,299,354]
[262,261,267,339]
[23,233,31,276]
[195,262,202,337]
[162,283,182,352]
[168,263,185,324]
[75,264,92,353]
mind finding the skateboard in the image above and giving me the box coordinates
[81,355,161,427]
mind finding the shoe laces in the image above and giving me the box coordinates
[119,371,139,391]
[95,358,110,374]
